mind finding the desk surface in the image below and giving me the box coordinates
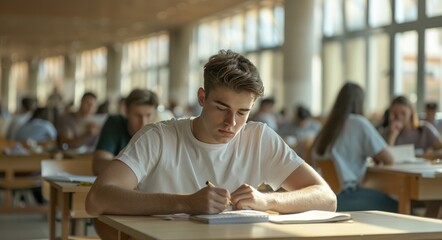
[48,181,92,193]
[99,211,442,240]
[369,163,442,177]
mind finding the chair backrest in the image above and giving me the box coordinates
[41,159,93,201]
[315,159,341,194]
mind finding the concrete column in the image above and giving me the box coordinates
[106,43,123,112]
[283,0,319,115]
[28,58,39,97]
[1,58,12,112]
[63,53,77,102]
[168,27,192,108]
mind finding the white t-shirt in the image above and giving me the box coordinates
[116,118,302,194]
[313,114,386,190]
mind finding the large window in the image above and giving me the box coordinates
[322,0,442,117]
[323,0,343,37]
[368,33,390,115]
[369,0,392,27]
[76,47,107,104]
[345,0,366,31]
[425,28,442,105]
[427,0,442,17]
[394,31,418,101]
[9,62,29,112]
[121,33,169,104]
[190,1,284,107]
[37,56,64,105]
[395,0,418,23]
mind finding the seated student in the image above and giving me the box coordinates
[380,96,442,218]
[56,92,100,153]
[379,96,442,153]
[86,50,336,239]
[93,89,159,175]
[249,97,278,130]
[278,105,322,157]
[310,82,397,212]
[424,102,442,135]
[15,107,57,143]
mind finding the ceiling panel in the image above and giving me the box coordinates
[0,0,254,61]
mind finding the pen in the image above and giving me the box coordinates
[206,181,233,205]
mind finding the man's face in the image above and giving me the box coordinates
[80,96,97,115]
[126,104,157,135]
[196,86,256,144]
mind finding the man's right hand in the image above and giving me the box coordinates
[186,186,231,214]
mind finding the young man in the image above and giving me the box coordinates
[57,92,99,152]
[93,89,159,175]
[86,50,336,238]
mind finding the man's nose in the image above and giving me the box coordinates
[224,111,236,126]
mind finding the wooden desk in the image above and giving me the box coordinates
[364,163,442,214]
[0,153,51,213]
[48,181,94,240]
[99,211,442,240]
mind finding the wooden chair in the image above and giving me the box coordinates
[314,159,341,194]
[0,154,48,213]
[41,159,99,240]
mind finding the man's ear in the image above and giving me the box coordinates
[197,88,205,106]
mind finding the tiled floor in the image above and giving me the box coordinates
[0,213,97,240]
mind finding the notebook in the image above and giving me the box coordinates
[44,172,96,184]
[190,210,269,224]
[269,210,351,224]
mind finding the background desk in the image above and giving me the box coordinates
[0,153,51,213]
[48,181,94,240]
[364,163,442,214]
[99,211,442,240]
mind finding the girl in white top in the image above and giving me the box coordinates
[311,82,396,212]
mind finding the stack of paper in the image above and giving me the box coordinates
[388,144,426,164]
[190,210,269,224]
[269,210,351,224]
[44,172,96,183]
[190,210,351,224]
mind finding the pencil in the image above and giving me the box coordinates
[205,180,215,188]
[206,180,232,205]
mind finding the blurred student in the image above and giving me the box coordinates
[6,96,37,140]
[249,97,278,130]
[278,105,322,158]
[380,96,442,153]
[311,82,397,212]
[57,92,100,152]
[15,107,57,143]
[93,89,159,175]
[424,102,442,135]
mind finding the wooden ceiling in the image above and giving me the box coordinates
[0,0,254,62]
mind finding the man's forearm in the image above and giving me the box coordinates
[264,185,336,214]
[86,185,189,216]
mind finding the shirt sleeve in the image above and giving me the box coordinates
[359,116,387,157]
[259,124,303,190]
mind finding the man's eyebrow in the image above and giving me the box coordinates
[214,100,251,112]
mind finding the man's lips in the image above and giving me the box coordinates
[219,129,234,135]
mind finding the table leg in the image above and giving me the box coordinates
[61,193,70,240]
[49,185,56,240]
[398,176,411,215]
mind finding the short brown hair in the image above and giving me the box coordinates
[203,50,264,98]
[125,89,159,109]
